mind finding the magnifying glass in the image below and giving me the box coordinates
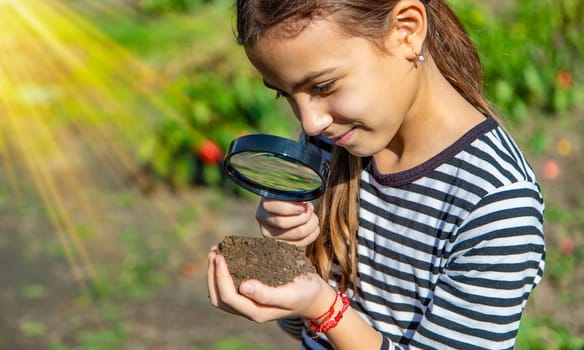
[223,134,330,201]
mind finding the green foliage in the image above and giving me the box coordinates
[76,326,126,350]
[134,0,225,14]
[20,320,47,337]
[193,337,279,350]
[21,284,47,299]
[84,2,232,66]
[139,67,297,189]
[46,317,127,350]
[527,130,550,156]
[89,229,170,300]
[183,69,296,148]
[545,243,578,282]
[136,0,198,13]
[451,0,584,124]
[517,317,584,350]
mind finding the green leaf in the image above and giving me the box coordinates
[571,85,584,106]
[151,147,171,177]
[523,64,545,103]
[510,100,528,125]
[138,136,158,162]
[190,101,213,127]
[202,164,222,185]
[21,284,47,299]
[173,156,195,187]
[553,88,570,112]
[20,320,47,337]
[528,130,548,155]
[495,80,514,105]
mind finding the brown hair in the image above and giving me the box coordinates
[236,0,497,291]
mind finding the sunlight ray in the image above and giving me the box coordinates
[0,26,101,296]
[10,0,196,183]
[31,0,197,132]
[0,94,91,296]
[0,111,22,205]
[0,0,196,264]
[34,0,197,243]
[12,0,194,243]
[7,3,139,188]
[8,1,149,170]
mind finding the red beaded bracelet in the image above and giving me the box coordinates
[307,291,350,334]
[305,292,338,324]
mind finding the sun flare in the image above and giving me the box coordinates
[0,0,188,297]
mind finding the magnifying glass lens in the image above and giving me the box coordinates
[230,152,322,192]
[223,135,329,201]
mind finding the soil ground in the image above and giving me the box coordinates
[219,235,316,289]
[0,127,301,349]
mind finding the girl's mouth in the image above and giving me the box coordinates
[332,128,355,146]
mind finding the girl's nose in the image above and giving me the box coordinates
[293,98,332,136]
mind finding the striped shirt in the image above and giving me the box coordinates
[281,117,545,350]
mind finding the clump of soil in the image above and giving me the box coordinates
[218,235,316,288]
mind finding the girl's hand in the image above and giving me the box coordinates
[255,198,320,247]
[207,248,334,323]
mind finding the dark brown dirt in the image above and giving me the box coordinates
[219,235,316,289]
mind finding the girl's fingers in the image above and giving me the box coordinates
[208,246,238,311]
[260,198,309,216]
[207,250,219,307]
[212,255,271,319]
[208,253,245,315]
[209,254,326,323]
[213,254,237,299]
[257,201,319,245]
[239,279,303,308]
[259,212,320,244]
[257,204,313,230]
[237,274,328,321]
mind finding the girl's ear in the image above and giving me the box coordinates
[387,0,428,61]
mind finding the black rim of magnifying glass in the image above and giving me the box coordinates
[223,134,330,201]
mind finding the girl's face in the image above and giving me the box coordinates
[245,16,421,158]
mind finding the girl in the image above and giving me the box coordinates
[207,0,546,349]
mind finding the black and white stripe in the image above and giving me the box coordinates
[287,118,545,350]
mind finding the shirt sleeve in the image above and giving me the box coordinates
[277,316,305,340]
[380,181,545,350]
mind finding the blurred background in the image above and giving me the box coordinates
[0,0,582,349]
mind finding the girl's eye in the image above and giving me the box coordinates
[311,81,335,95]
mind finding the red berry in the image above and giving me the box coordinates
[180,261,197,277]
[197,139,222,164]
[556,70,573,90]
[542,159,560,180]
[559,237,575,255]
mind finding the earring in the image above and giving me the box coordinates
[413,52,425,68]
